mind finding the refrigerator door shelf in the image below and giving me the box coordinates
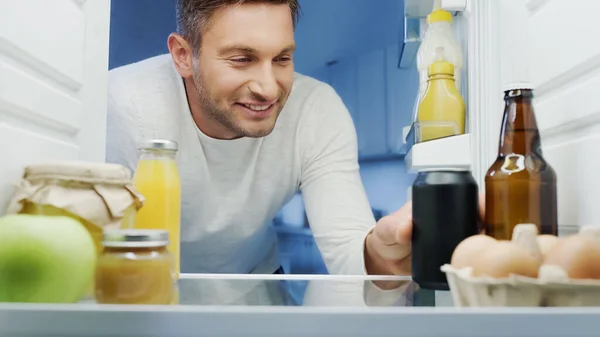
[404,0,467,18]
[405,133,471,173]
[441,0,468,12]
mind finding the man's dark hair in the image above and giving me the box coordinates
[175,0,301,50]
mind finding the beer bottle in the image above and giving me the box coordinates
[484,84,558,240]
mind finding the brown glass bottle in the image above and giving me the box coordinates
[484,86,558,240]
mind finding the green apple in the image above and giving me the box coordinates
[0,214,96,303]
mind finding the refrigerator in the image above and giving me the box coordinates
[0,0,598,336]
[0,0,591,270]
[0,0,581,225]
[401,0,483,189]
[400,0,591,238]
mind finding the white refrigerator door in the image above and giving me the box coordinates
[0,0,111,213]
[478,0,600,233]
[526,0,600,234]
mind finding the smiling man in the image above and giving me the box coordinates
[106,0,413,276]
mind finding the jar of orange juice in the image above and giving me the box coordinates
[95,229,175,304]
[133,139,181,279]
[6,161,144,254]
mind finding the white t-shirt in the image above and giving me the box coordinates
[105,54,376,275]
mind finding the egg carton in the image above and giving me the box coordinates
[441,225,600,307]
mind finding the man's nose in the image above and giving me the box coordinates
[248,65,279,101]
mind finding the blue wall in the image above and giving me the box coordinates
[292,0,403,73]
[109,0,404,74]
[360,160,415,215]
[109,0,175,69]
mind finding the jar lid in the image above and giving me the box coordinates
[138,139,178,151]
[23,161,132,184]
[102,229,169,248]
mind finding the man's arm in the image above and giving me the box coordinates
[298,83,379,275]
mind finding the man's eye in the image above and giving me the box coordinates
[232,58,251,63]
[276,57,292,62]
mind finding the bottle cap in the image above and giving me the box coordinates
[427,9,452,23]
[138,139,179,151]
[502,82,534,92]
[428,46,454,77]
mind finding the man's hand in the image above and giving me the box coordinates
[365,201,413,275]
[365,194,486,276]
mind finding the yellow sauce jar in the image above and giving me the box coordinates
[95,229,175,305]
[6,161,144,255]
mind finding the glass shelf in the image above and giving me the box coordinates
[0,274,598,337]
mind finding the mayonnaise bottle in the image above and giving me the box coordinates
[413,8,463,123]
[417,46,465,142]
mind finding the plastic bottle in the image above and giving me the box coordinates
[413,7,463,124]
[416,46,465,142]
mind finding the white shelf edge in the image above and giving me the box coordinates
[405,134,472,173]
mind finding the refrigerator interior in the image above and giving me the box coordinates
[107,0,470,275]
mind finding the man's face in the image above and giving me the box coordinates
[192,3,295,138]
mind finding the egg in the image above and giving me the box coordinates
[536,234,559,256]
[542,234,600,279]
[450,234,497,269]
[470,241,542,278]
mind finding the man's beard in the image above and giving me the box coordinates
[191,68,284,138]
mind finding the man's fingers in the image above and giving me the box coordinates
[395,211,412,244]
[370,200,413,261]
[385,253,412,276]
[370,195,484,276]
[375,215,402,246]
[390,200,412,218]
[375,201,412,245]
[373,214,411,246]
[371,215,412,261]
[370,230,412,261]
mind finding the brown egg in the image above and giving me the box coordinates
[543,234,600,279]
[470,241,542,278]
[537,235,559,256]
[451,234,497,269]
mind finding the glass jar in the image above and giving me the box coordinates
[6,161,145,255]
[133,139,181,279]
[95,229,175,305]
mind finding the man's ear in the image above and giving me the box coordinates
[168,33,195,78]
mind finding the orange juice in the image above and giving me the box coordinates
[133,140,181,278]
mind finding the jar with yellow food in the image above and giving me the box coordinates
[95,229,175,305]
[6,162,144,255]
[5,162,144,300]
